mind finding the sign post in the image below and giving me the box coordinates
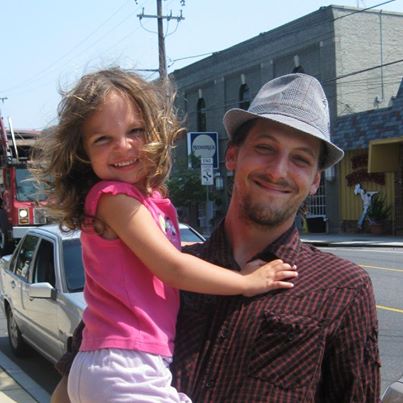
[187,133,218,235]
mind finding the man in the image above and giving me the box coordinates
[52,73,380,402]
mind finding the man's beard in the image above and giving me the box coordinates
[240,192,300,228]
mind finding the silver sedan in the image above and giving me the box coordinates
[0,225,85,363]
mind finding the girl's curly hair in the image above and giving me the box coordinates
[30,67,183,231]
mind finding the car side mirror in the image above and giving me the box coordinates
[28,282,55,299]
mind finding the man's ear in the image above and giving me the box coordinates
[309,170,322,195]
[225,146,238,170]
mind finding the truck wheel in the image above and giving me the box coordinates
[6,305,28,357]
[0,209,12,256]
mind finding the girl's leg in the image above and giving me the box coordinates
[67,349,191,403]
[51,376,70,403]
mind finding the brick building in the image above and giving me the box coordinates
[171,5,403,233]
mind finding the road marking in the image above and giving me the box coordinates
[360,264,403,273]
[376,305,403,314]
[321,247,403,254]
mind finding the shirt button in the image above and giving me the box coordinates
[219,328,229,340]
[205,379,216,388]
[287,332,295,341]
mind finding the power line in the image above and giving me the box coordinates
[0,1,140,95]
[137,0,185,79]
[333,0,396,20]
[169,0,398,76]
[326,58,403,82]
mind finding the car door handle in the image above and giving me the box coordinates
[10,280,16,289]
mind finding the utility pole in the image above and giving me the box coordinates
[137,0,185,80]
[0,97,8,119]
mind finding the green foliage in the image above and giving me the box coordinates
[167,156,205,208]
[367,193,392,223]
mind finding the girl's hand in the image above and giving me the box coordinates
[241,259,298,297]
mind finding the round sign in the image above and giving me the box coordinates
[192,134,216,159]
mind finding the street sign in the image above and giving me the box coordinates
[187,132,219,169]
[201,157,213,165]
[201,165,214,186]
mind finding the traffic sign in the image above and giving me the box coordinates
[201,157,213,165]
[187,132,219,169]
[201,165,214,186]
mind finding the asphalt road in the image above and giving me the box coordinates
[0,307,61,395]
[0,245,402,397]
[320,246,403,394]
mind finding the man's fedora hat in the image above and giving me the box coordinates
[223,73,344,169]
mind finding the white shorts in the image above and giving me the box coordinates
[67,349,192,403]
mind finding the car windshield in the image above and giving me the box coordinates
[180,227,204,243]
[62,238,85,292]
[15,168,47,202]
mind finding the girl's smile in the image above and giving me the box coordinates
[82,91,148,186]
[112,159,139,168]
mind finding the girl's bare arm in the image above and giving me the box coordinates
[97,194,297,296]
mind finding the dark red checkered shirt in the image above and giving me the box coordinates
[56,223,380,402]
[171,223,381,402]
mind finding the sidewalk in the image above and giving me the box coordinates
[0,350,50,402]
[0,232,402,402]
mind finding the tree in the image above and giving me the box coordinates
[167,156,205,227]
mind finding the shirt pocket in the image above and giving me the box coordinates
[248,310,325,389]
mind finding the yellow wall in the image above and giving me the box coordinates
[339,149,395,221]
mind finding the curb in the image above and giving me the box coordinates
[301,239,403,248]
[0,350,50,403]
[303,241,403,248]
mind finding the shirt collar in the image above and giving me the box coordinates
[205,220,302,269]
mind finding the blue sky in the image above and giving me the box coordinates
[1,0,402,130]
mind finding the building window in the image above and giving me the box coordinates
[239,83,250,110]
[308,177,326,216]
[197,98,207,132]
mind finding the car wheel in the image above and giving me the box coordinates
[6,305,28,357]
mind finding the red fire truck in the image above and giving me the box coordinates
[0,115,48,255]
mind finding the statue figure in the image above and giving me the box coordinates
[354,183,378,230]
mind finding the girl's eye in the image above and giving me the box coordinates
[93,136,109,145]
[129,128,145,137]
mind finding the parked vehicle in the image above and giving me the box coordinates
[179,222,206,244]
[0,115,49,255]
[0,225,84,363]
[382,375,403,402]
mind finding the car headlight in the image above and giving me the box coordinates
[18,208,29,224]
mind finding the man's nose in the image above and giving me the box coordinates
[266,154,288,179]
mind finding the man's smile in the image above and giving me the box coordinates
[252,175,293,194]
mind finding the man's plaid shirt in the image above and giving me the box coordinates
[171,223,381,402]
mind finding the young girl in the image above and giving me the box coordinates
[33,67,297,402]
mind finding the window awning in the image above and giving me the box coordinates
[368,136,403,173]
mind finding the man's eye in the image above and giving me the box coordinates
[256,145,274,153]
[293,156,311,166]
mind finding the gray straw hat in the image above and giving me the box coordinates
[223,73,344,169]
